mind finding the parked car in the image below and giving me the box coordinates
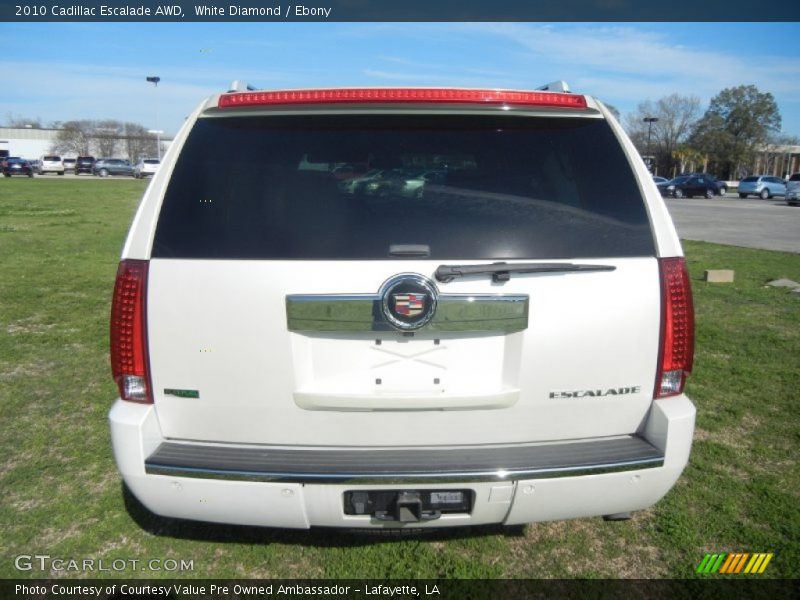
[110,83,695,530]
[658,174,718,198]
[62,158,77,172]
[39,155,65,175]
[3,158,34,177]
[738,175,786,199]
[133,158,160,178]
[786,173,800,207]
[93,158,134,177]
[75,156,95,175]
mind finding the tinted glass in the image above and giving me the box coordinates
[153,114,655,260]
[43,155,60,161]
[741,177,758,182]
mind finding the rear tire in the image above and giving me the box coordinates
[99,169,109,178]
[719,187,726,195]
[58,172,64,176]
[760,188,770,200]
[739,193,747,198]
[705,188,715,199]
[674,188,684,199]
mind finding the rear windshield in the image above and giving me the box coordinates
[43,155,60,161]
[144,159,159,164]
[153,114,655,260]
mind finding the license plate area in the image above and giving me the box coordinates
[344,489,473,522]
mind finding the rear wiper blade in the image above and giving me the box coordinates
[434,262,616,283]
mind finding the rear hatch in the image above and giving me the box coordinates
[143,105,662,447]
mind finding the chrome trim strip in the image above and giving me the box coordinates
[286,293,528,333]
[145,457,664,484]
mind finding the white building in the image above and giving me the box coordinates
[0,126,172,161]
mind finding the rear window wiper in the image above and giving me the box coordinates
[434,262,616,283]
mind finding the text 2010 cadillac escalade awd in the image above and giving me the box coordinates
[110,83,695,529]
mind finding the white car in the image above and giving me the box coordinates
[110,83,696,530]
[133,158,160,178]
[39,155,64,175]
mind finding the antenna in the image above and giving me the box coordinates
[228,80,257,93]
[536,80,571,93]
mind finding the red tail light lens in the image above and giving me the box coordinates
[655,257,695,398]
[218,88,587,110]
[110,260,152,403]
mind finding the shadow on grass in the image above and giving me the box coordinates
[122,483,526,547]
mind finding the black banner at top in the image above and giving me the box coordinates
[2,0,800,22]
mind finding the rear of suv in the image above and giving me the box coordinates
[110,84,696,530]
[786,173,800,206]
[39,155,65,175]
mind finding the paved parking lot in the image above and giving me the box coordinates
[665,194,799,253]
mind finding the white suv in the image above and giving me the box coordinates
[110,84,696,529]
[39,155,64,175]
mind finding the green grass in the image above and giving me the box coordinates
[1,179,798,579]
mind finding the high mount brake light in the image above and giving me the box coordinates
[110,260,152,403]
[218,88,588,109]
[655,257,695,398]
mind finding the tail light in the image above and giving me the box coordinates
[655,257,695,398]
[218,88,587,110]
[110,260,152,403]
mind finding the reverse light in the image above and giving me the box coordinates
[110,260,152,403]
[655,257,695,398]
[218,88,588,110]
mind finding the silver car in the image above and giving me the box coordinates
[738,175,786,199]
[786,173,800,206]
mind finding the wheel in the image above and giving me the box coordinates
[58,171,64,176]
[705,188,715,199]
[99,169,109,178]
[739,193,747,198]
[719,187,726,195]
[674,188,684,199]
[3,173,9,177]
[28,172,33,178]
[759,188,770,200]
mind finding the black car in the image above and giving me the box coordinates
[3,158,34,178]
[682,172,727,195]
[657,174,718,199]
[75,156,96,175]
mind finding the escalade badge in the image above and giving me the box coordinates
[380,274,438,331]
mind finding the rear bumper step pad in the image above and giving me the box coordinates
[144,436,664,484]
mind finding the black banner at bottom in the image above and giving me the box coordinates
[4,579,800,600]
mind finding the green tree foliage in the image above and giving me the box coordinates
[690,85,781,178]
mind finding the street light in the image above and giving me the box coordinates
[643,117,658,173]
[148,130,164,162]
[146,76,161,159]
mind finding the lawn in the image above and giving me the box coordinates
[0,179,798,579]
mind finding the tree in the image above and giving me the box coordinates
[123,123,158,161]
[690,85,781,178]
[94,120,121,157]
[3,112,43,128]
[623,94,701,175]
[52,120,94,155]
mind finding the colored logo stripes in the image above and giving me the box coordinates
[696,553,773,574]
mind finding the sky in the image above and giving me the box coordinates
[1,22,799,138]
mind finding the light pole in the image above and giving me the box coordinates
[146,76,161,160]
[643,116,658,173]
